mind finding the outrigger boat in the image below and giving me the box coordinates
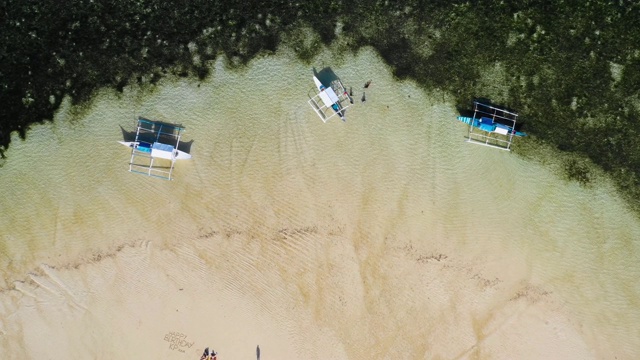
[456,101,526,151]
[308,76,352,122]
[119,117,191,180]
[118,141,192,160]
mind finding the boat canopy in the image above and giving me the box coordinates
[318,87,340,107]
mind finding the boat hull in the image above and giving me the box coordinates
[456,117,526,137]
[313,76,325,90]
[118,141,192,160]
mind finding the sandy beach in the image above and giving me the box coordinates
[1,47,639,359]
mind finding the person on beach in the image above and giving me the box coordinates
[210,350,218,360]
[364,80,372,88]
[344,90,354,104]
[200,348,210,360]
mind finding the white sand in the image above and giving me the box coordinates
[1,237,592,359]
[1,47,639,359]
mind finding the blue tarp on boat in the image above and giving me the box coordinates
[138,142,152,152]
[479,123,496,132]
[480,117,494,125]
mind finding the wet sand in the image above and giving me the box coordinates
[0,47,639,359]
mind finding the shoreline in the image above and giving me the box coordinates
[1,48,639,359]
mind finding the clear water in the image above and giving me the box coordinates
[1,47,639,358]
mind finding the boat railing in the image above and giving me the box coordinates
[460,101,522,151]
[465,132,514,150]
[123,117,187,180]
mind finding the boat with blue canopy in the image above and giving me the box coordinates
[456,101,526,150]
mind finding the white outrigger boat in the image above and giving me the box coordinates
[308,76,352,122]
[119,117,191,180]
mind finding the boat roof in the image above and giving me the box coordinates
[318,87,340,107]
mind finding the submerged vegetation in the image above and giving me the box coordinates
[1,0,639,208]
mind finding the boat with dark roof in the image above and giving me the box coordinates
[119,117,191,180]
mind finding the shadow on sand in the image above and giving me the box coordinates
[312,66,340,86]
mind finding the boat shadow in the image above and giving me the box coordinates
[313,66,341,87]
[456,97,494,118]
[455,107,475,118]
